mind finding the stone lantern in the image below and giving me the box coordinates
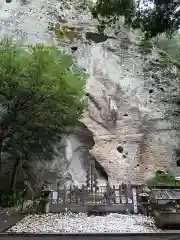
[41,182,53,213]
[139,185,151,201]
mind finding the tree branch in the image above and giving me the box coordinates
[0,94,49,139]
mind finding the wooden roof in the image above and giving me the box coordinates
[151,189,180,200]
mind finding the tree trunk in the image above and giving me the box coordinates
[10,157,21,190]
[0,138,3,172]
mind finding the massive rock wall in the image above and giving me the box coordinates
[75,27,180,184]
[0,0,180,188]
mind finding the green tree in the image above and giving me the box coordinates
[91,0,135,33]
[134,0,180,38]
[0,39,86,188]
[91,0,180,38]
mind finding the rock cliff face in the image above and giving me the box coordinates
[79,38,180,184]
[72,17,180,185]
[0,0,180,188]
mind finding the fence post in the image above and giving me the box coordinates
[69,186,72,204]
[113,185,116,203]
[86,164,91,189]
[136,184,140,203]
[63,185,66,204]
[119,185,122,203]
[106,183,112,205]
[90,162,93,192]
[81,184,85,205]
[75,186,79,204]
[122,183,128,204]
[57,182,61,203]
[132,186,138,214]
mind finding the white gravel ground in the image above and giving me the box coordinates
[7,212,161,233]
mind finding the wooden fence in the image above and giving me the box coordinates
[48,184,140,214]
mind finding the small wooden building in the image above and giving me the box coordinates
[150,188,180,206]
[150,188,180,229]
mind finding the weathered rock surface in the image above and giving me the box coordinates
[81,39,180,184]
[0,0,180,188]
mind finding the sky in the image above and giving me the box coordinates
[138,0,154,9]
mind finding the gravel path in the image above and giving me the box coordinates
[7,213,161,233]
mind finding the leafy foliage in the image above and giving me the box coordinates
[91,0,180,38]
[147,170,180,186]
[0,39,86,178]
[91,0,135,23]
[0,189,24,207]
[90,0,135,32]
[134,0,180,38]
